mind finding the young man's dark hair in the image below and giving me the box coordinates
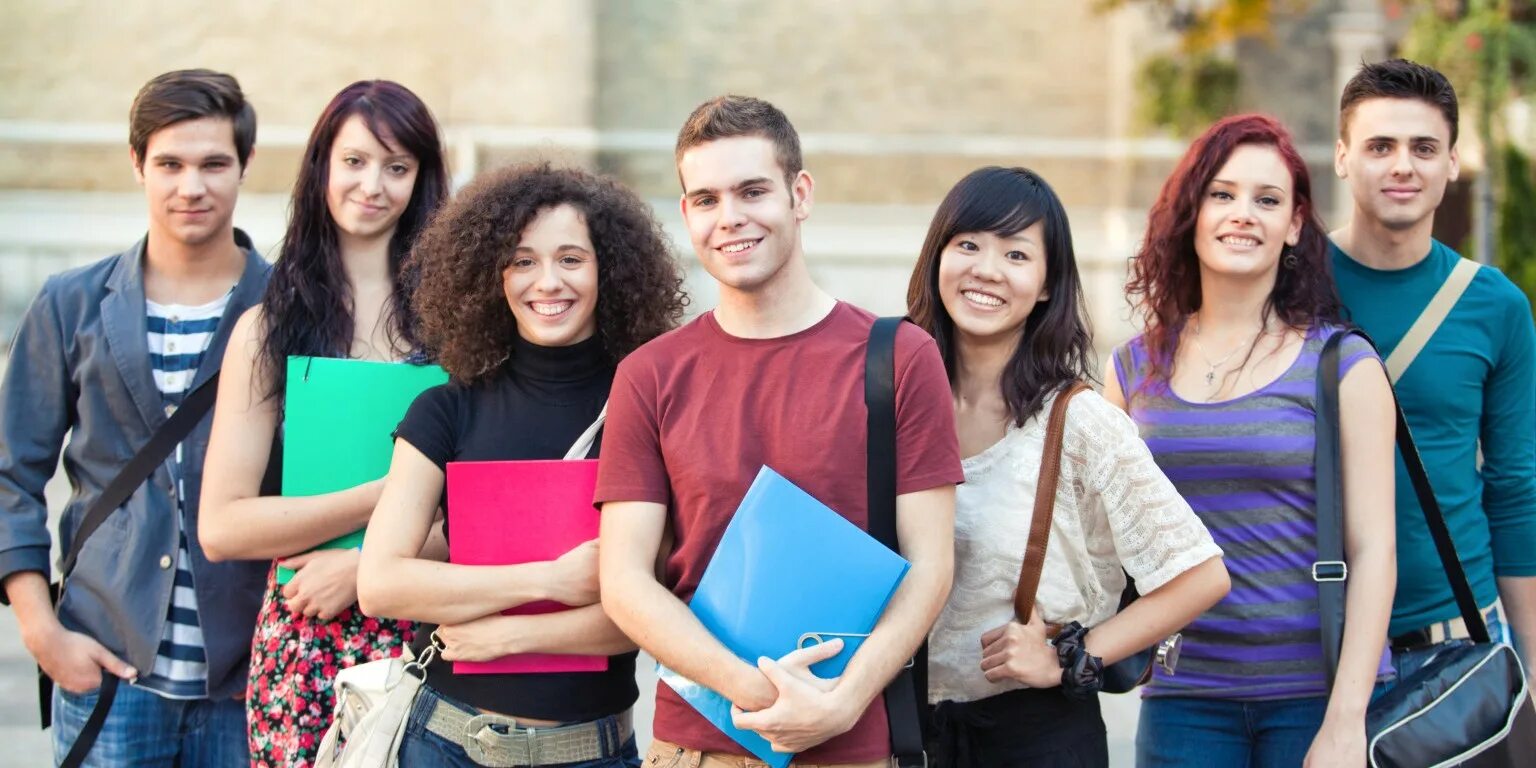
[1339,58,1459,146]
[674,94,802,189]
[129,68,257,168]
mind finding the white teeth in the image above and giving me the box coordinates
[1220,236,1259,247]
[962,290,1004,307]
[532,301,571,316]
[721,241,756,253]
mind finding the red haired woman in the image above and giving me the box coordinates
[1103,115,1397,767]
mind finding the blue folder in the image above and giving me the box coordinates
[658,465,911,768]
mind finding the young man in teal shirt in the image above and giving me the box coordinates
[1330,59,1536,681]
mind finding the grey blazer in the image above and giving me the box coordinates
[0,232,271,700]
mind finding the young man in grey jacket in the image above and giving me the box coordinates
[0,69,271,767]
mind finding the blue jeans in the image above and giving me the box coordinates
[398,684,640,767]
[1390,607,1508,686]
[51,681,247,768]
[1136,695,1328,768]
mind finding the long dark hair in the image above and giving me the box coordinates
[410,163,689,384]
[257,80,450,399]
[1125,113,1339,384]
[906,166,1093,426]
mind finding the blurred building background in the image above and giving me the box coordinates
[2,1,1532,764]
[12,0,1504,355]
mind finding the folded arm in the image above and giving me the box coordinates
[599,499,780,710]
[357,438,597,625]
[199,308,381,561]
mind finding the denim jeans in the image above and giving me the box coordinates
[398,683,640,767]
[1390,606,1508,686]
[51,681,248,768]
[1135,695,1329,768]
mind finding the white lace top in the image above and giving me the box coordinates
[927,389,1222,704]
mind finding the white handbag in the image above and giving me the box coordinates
[313,405,607,767]
[313,637,436,768]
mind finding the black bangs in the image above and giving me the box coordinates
[942,167,1053,240]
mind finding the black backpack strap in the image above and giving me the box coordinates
[1317,329,1489,684]
[41,371,221,760]
[1314,332,1348,687]
[864,316,926,768]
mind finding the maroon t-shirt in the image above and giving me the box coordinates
[594,301,963,763]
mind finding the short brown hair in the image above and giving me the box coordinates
[674,95,802,189]
[130,69,256,168]
[1339,59,1458,146]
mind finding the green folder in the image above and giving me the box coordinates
[275,356,449,584]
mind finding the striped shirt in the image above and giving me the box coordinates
[1113,325,1392,700]
[136,293,228,699]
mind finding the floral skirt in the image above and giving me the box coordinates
[247,563,416,768]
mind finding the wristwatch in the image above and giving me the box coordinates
[1155,633,1183,675]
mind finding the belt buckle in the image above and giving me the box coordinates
[463,712,530,767]
[1311,561,1348,582]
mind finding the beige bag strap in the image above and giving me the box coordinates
[563,403,607,460]
[1384,258,1480,384]
[1013,381,1090,622]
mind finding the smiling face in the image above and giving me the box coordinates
[678,135,813,294]
[1336,97,1459,232]
[133,116,244,248]
[502,203,599,347]
[325,114,420,243]
[1193,144,1303,283]
[937,221,1050,345]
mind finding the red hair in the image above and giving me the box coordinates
[1126,113,1341,383]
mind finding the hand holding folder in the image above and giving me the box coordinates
[445,459,607,675]
[659,466,910,768]
[278,357,448,584]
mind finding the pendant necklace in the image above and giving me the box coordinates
[1189,320,1251,388]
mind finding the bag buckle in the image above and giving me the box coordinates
[1311,561,1348,582]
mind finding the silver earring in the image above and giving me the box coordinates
[1282,246,1299,269]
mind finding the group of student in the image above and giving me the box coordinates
[0,56,1530,768]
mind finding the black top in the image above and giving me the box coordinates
[393,334,636,720]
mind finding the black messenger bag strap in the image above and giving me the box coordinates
[864,316,926,768]
[1316,331,1489,688]
[44,371,221,768]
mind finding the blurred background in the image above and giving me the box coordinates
[2,1,1533,764]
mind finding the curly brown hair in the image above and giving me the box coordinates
[409,163,689,383]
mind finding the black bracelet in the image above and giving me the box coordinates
[1053,621,1104,700]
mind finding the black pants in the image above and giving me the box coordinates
[927,688,1108,767]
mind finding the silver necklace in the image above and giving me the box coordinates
[1189,321,1252,387]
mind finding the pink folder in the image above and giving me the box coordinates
[445,459,607,674]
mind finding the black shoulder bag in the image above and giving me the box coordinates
[38,372,221,768]
[1316,331,1535,768]
[863,317,928,768]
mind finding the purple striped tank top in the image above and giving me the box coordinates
[1113,325,1392,700]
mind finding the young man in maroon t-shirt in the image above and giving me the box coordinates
[595,96,963,766]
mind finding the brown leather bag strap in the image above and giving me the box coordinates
[1014,381,1090,622]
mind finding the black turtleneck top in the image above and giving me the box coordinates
[393,333,636,720]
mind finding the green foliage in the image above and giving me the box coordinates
[1138,53,1242,136]
[1496,144,1536,314]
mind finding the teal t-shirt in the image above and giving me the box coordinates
[1331,239,1536,636]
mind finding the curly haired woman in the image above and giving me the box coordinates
[1104,115,1397,768]
[357,163,688,768]
[198,80,450,767]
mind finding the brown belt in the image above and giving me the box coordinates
[424,702,632,767]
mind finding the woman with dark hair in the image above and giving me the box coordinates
[908,166,1228,767]
[198,80,450,766]
[1104,115,1397,767]
[356,163,686,767]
